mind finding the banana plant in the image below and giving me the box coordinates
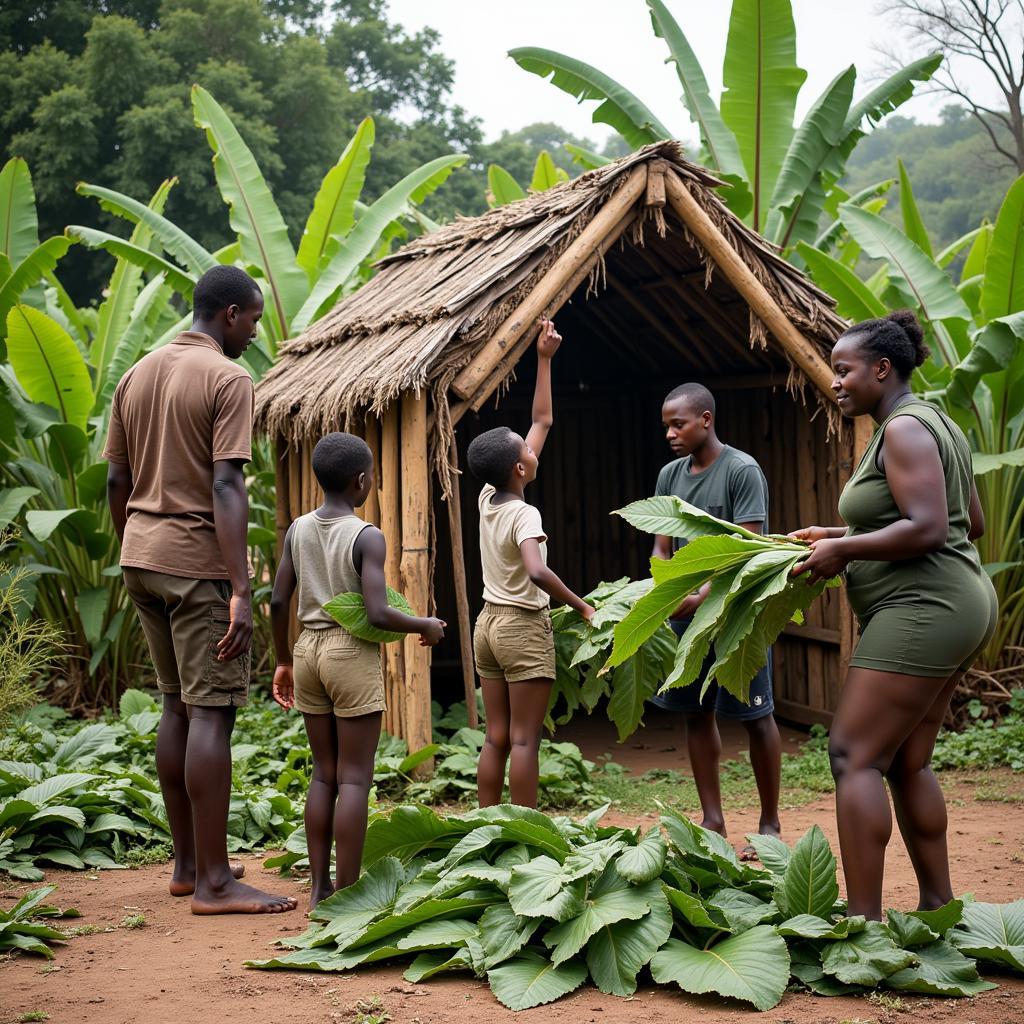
[486,151,570,208]
[510,0,940,247]
[799,170,1024,669]
[68,88,468,359]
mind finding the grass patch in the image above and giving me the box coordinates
[119,914,146,930]
[18,1013,49,1023]
[352,996,390,1024]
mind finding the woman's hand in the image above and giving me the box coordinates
[788,526,832,544]
[272,664,294,710]
[791,538,851,585]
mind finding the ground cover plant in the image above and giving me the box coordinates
[0,884,79,959]
[247,802,1023,1011]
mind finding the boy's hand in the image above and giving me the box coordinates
[272,664,294,710]
[536,318,562,359]
[580,603,596,624]
[418,617,447,646]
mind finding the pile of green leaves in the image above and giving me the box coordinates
[248,803,1021,1010]
[0,884,80,959]
[550,498,837,739]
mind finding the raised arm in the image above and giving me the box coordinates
[524,319,561,459]
[212,458,252,662]
[355,527,446,645]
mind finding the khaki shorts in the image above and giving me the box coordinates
[292,627,385,717]
[473,603,556,683]
[123,567,250,707]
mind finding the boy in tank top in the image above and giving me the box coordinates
[270,432,446,908]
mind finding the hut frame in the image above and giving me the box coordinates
[257,143,872,753]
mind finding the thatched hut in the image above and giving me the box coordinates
[255,142,869,751]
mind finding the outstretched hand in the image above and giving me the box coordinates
[418,617,447,646]
[536,318,562,359]
[791,538,850,585]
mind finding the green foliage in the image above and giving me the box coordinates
[485,150,569,208]
[323,587,415,644]
[0,884,79,959]
[249,805,1020,1010]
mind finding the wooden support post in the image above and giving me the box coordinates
[445,435,478,728]
[645,159,666,208]
[663,171,836,402]
[451,164,648,400]
[363,413,381,527]
[277,437,299,649]
[379,403,404,737]
[400,393,433,762]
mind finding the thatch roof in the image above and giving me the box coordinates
[255,141,846,490]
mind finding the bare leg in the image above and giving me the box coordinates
[302,712,338,909]
[333,712,382,891]
[477,678,511,806]
[744,713,782,837]
[886,673,960,911]
[186,705,297,915]
[683,709,726,835]
[507,679,552,808]
[157,693,197,895]
[829,668,946,920]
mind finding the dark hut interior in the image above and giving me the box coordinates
[432,212,850,726]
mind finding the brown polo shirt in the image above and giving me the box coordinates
[103,332,254,580]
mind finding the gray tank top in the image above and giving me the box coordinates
[290,512,371,629]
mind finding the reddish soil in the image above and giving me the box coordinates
[4,741,1023,1024]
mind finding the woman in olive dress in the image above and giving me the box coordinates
[792,309,998,920]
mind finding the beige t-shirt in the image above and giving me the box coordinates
[103,332,254,580]
[478,484,549,610]
[290,512,371,630]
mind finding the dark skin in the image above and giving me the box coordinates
[108,291,297,915]
[652,395,782,855]
[270,464,445,909]
[790,332,985,920]
[477,320,596,809]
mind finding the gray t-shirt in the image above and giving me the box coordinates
[655,445,769,552]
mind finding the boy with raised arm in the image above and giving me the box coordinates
[270,432,446,908]
[467,319,595,809]
[651,383,782,859]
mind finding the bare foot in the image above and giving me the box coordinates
[191,878,298,915]
[169,860,245,897]
[309,884,335,912]
[699,818,727,837]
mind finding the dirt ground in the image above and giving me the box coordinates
[4,729,1024,1024]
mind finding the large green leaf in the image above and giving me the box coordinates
[650,926,790,1011]
[606,622,674,739]
[477,902,541,968]
[973,446,1024,475]
[645,0,744,179]
[292,153,468,332]
[0,237,76,344]
[507,856,585,922]
[18,773,96,807]
[615,828,667,884]
[5,306,92,429]
[615,495,768,543]
[719,0,807,230]
[488,164,527,207]
[0,158,39,265]
[842,53,942,141]
[947,311,1024,407]
[586,891,673,996]
[76,181,216,277]
[297,116,375,276]
[191,85,308,333]
[487,949,588,1011]
[744,833,791,877]
[775,825,838,921]
[564,143,611,170]
[0,486,39,528]
[821,919,916,986]
[887,939,996,996]
[65,226,196,298]
[530,151,567,192]
[981,174,1024,322]
[322,586,414,644]
[949,899,1024,971]
[509,47,671,148]
[766,66,856,249]
[797,243,887,321]
[777,914,865,940]
[362,805,462,867]
[838,203,971,326]
[897,160,933,258]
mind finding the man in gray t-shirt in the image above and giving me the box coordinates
[650,383,782,860]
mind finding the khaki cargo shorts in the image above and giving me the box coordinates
[123,567,250,707]
[292,627,385,717]
[473,602,556,683]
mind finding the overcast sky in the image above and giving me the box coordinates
[387,0,993,146]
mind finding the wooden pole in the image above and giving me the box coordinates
[445,435,478,728]
[400,392,434,763]
[363,412,381,527]
[379,402,404,737]
[451,164,648,400]
[663,171,837,402]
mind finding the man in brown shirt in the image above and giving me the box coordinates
[105,265,296,915]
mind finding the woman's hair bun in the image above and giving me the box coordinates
[885,309,929,367]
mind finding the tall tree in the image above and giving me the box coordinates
[882,0,1024,173]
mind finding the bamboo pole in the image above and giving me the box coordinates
[445,435,478,728]
[663,171,837,402]
[400,392,434,764]
[451,164,648,400]
[379,403,404,737]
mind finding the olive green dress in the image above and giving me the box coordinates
[838,399,997,677]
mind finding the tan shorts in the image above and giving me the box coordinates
[473,603,556,683]
[292,627,385,717]
[123,567,250,707]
